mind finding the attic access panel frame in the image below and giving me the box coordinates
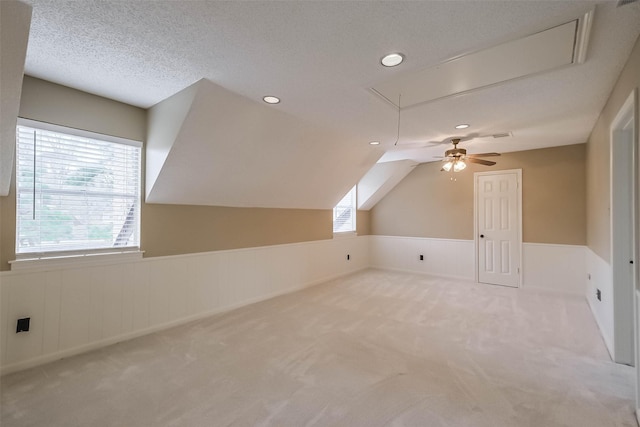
[371,11,593,110]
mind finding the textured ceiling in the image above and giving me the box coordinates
[18,0,640,206]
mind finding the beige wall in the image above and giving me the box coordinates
[0,77,334,270]
[587,35,640,262]
[0,180,15,270]
[19,76,147,142]
[142,205,331,258]
[371,144,586,245]
[356,210,371,236]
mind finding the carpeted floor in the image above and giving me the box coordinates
[1,269,635,426]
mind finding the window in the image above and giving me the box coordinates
[333,186,356,233]
[15,120,142,257]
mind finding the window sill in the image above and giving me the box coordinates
[333,231,358,239]
[10,251,144,272]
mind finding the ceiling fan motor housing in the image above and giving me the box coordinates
[445,148,466,158]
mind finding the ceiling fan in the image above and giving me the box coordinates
[436,138,500,172]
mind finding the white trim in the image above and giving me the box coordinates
[610,89,637,366]
[9,251,144,272]
[522,242,585,248]
[1,238,351,274]
[474,168,523,287]
[17,117,142,147]
[573,9,594,64]
[371,266,474,283]
[333,231,358,239]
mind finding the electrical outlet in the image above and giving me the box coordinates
[419,255,424,261]
[587,273,591,280]
[596,289,601,301]
[16,317,30,333]
[347,254,350,261]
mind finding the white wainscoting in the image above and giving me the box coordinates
[369,236,475,280]
[522,243,586,295]
[0,235,615,375]
[636,290,640,422]
[0,236,369,375]
[585,248,614,359]
[370,237,589,295]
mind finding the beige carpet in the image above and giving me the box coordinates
[1,269,635,426]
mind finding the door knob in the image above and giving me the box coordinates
[480,234,485,238]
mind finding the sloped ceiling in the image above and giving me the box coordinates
[357,160,417,211]
[0,0,31,196]
[15,1,640,208]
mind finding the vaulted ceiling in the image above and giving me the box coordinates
[4,1,640,207]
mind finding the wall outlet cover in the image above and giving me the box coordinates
[16,317,30,333]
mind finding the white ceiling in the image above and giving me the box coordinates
[18,0,640,206]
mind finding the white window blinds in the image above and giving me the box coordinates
[15,122,142,257]
[333,186,356,233]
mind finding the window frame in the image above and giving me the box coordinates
[14,118,143,262]
[333,185,357,235]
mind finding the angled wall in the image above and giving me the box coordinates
[0,0,31,197]
[146,79,383,209]
[357,160,417,210]
[146,80,199,197]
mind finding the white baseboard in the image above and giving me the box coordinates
[372,266,474,282]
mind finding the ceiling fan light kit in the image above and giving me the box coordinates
[453,160,467,172]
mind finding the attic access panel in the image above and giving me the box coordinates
[371,13,592,109]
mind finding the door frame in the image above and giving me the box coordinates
[610,89,637,367]
[474,169,523,287]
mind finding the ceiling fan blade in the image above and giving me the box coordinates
[466,152,501,157]
[466,158,496,166]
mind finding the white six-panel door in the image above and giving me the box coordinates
[476,170,521,287]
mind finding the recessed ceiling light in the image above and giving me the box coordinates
[369,141,380,145]
[455,124,470,129]
[381,53,405,67]
[263,96,280,104]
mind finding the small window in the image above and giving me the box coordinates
[333,186,356,233]
[15,120,142,257]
